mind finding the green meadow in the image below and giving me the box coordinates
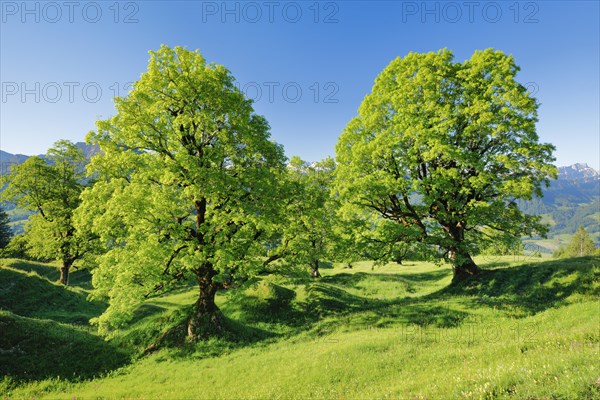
[1,256,598,399]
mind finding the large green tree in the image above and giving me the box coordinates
[77,45,286,339]
[0,206,12,249]
[335,49,557,282]
[1,141,87,284]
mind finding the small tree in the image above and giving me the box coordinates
[277,156,337,278]
[0,206,12,249]
[76,46,286,339]
[1,233,31,259]
[2,141,88,284]
[335,49,557,282]
[565,226,596,257]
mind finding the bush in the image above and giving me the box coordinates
[239,280,296,319]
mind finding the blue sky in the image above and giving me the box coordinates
[1,1,599,169]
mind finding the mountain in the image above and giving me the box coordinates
[0,142,99,176]
[558,163,600,182]
[74,142,102,160]
[518,164,600,250]
[542,164,600,205]
[0,151,29,175]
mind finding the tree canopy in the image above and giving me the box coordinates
[1,140,88,284]
[275,156,337,278]
[554,226,597,258]
[76,45,286,338]
[334,49,557,282]
[0,206,12,249]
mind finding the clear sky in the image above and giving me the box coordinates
[1,1,599,169]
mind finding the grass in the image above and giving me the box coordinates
[0,259,129,385]
[0,311,129,382]
[1,256,598,399]
[0,259,102,324]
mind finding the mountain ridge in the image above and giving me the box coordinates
[0,142,99,175]
[557,163,600,182]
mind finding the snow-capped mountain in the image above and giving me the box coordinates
[558,163,600,182]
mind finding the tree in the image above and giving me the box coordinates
[0,206,12,249]
[335,49,557,282]
[564,226,596,257]
[76,45,286,339]
[275,156,337,278]
[1,233,32,259]
[1,141,88,284]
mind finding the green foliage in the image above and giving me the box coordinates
[0,206,12,248]
[0,205,33,236]
[76,45,286,335]
[272,156,338,276]
[554,226,597,258]
[0,233,42,261]
[477,229,524,256]
[1,140,89,283]
[334,49,557,278]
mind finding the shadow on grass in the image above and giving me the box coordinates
[161,315,281,360]
[119,257,598,359]
[223,280,313,328]
[0,267,105,325]
[321,269,449,288]
[0,311,129,382]
[304,280,468,332]
[319,261,334,270]
[130,304,169,323]
[477,261,512,269]
[0,259,93,289]
[439,256,599,316]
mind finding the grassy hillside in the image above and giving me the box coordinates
[0,311,129,382]
[0,259,101,323]
[0,259,129,384]
[1,257,599,399]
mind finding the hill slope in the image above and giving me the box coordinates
[0,259,129,383]
[3,256,598,399]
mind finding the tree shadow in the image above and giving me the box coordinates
[395,269,451,283]
[162,316,281,360]
[129,303,168,323]
[438,257,599,316]
[319,261,334,269]
[223,280,310,328]
[0,311,129,382]
[0,259,94,290]
[321,269,450,288]
[0,267,105,325]
[118,257,597,361]
[302,280,468,332]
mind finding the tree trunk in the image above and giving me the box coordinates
[450,248,480,283]
[187,264,222,340]
[442,222,480,283]
[58,260,72,285]
[310,260,321,278]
